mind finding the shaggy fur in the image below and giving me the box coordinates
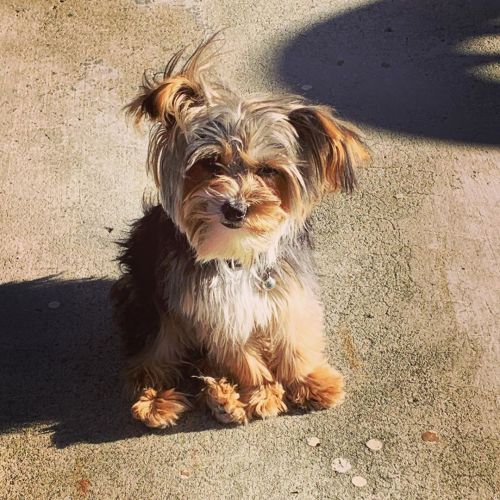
[111,37,368,428]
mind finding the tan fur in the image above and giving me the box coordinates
[287,365,345,409]
[241,382,287,419]
[131,388,190,428]
[200,377,248,424]
[200,352,287,421]
[271,284,326,379]
[204,331,274,388]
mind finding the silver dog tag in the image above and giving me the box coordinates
[262,273,276,290]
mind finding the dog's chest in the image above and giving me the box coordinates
[181,267,276,346]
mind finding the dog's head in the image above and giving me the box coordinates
[126,38,368,266]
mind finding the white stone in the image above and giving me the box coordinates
[332,457,352,474]
[366,438,383,451]
[352,476,367,488]
[306,436,320,447]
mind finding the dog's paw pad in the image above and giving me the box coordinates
[131,388,190,428]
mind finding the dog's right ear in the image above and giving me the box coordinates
[125,38,217,130]
[125,74,205,129]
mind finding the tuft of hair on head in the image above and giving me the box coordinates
[124,33,223,130]
[288,104,370,196]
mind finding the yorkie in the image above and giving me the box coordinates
[111,38,368,428]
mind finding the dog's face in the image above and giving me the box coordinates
[127,43,368,266]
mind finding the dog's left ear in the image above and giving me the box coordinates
[289,105,369,195]
[125,72,206,130]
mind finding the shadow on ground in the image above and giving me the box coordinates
[278,0,500,145]
[0,276,223,448]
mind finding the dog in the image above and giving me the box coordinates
[111,37,368,428]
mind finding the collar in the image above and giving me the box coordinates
[225,259,242,270]
[224,260,276,291]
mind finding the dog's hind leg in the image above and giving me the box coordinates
[130,387,189,429]
[112,276,191,428]
[271,285,345,410]
[126,314,192,428]
[110,206,197,428]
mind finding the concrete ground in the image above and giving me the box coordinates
[1,0,499,498]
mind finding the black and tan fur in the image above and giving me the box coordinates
[111,37,368,428]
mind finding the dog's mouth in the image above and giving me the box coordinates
[221,220,244,229]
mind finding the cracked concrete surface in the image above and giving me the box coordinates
[1,0,499,498]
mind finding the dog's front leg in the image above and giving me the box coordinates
[201,337,287,424]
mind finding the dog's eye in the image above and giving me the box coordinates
[257,166,278,177]
[200,158,223,176]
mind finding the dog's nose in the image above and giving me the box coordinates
[221,201,248,222]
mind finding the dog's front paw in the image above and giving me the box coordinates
[288,365,345,410]
[131,388,190,428]
[242,382,287,419]
[201,377,248,425]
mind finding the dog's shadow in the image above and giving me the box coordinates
[0,276,227,448]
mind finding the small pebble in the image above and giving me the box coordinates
[306,436,320,447]
[366,438,383,451]
[301,84,313,91]
[48,301,60,309]
[352,476,367,488]
[180,469,190,479]
[422,431,439,442]
[76,478,90,495]
[332,457,352,474]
